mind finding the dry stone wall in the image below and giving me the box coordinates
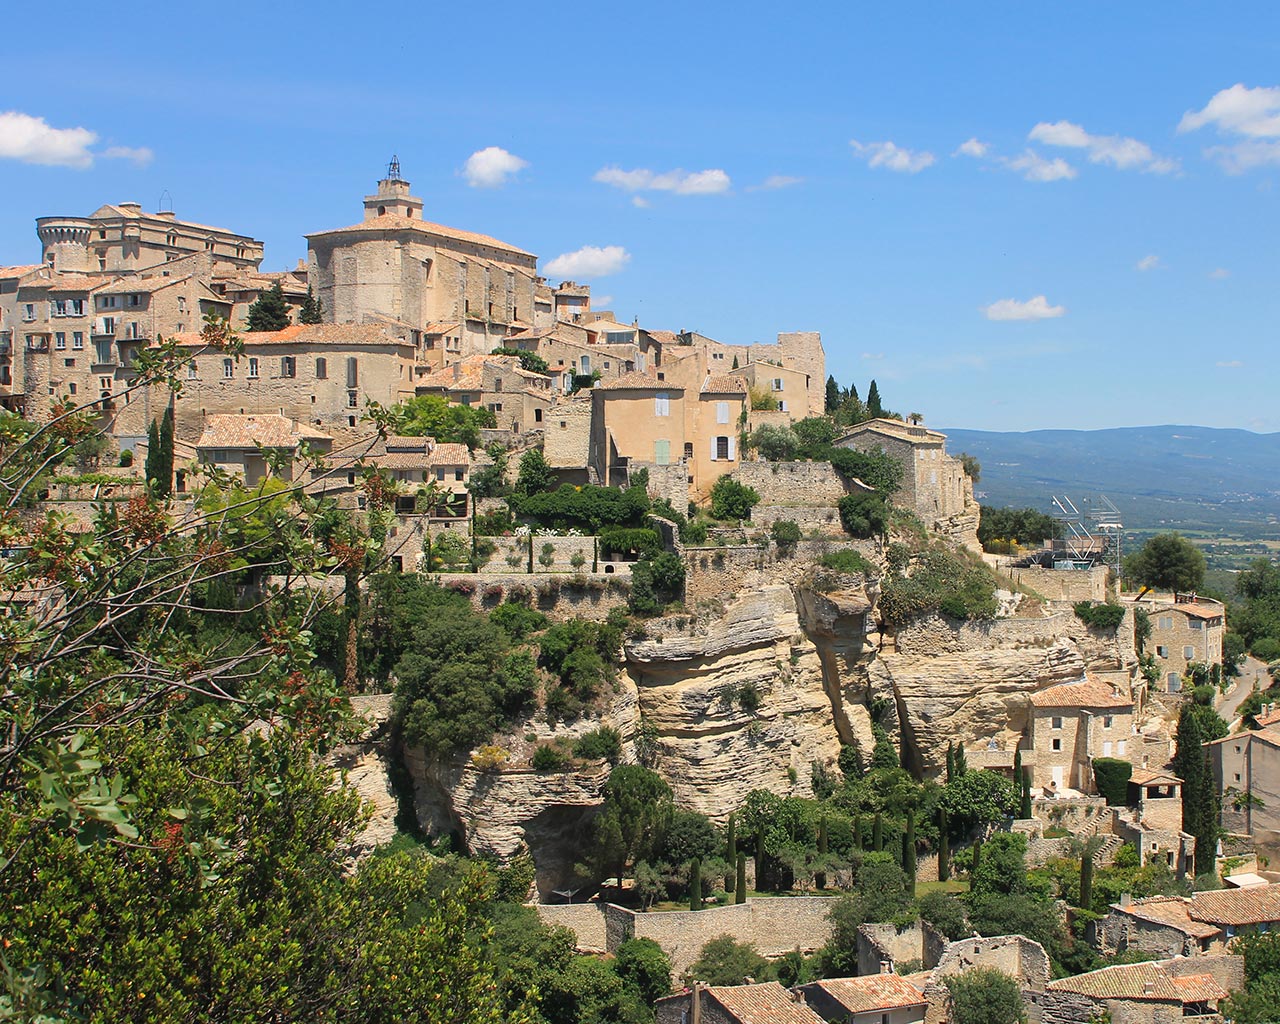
[733,460,849,505]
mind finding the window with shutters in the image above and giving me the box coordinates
[248,357,259,378]
[654,393,670,416]
[654,439,670,465]
[716,435,730,460]
[281,356,296,378]
[315,357,327,379]
[223,358,234,379]
[1183,646,1195,659]
[346,357,358,387]
[716,401,729,424]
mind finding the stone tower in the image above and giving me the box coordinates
[363,156,424,222]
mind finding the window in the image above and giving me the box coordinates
[455,469,464,481]
[1117,740,1126,756]
[70,299,84,316]
[1103,741,1113,757]
[778,400,787,412]
[494,378,503,393]
[716,401,729,424]
[52,299,67,317]
[654,439,671,465]
[1103,716,1113,728]
[1156,646,1168,658]
[315,357,327,379]
[654,393,670,416]
[1158,616,1173,630]
[435,468,446,482]
[22,304,34,321]
[281,356,296,378]
[64,358,75,367]
[177,296,186,314]
[128,294,141,307]
[99,376,112,391]
[66,381,76,395]
[1051,738,1062,751]
[1051,716,1062,729]
[248,357,259,378]
[223,358,234,379]
[72,332,83,350]
[1235,773,1242,783]
[1189,619,1203,630]
[1183,646,1195,659]
[1168,672,1180,692]
[55,332,65,350]
[684,442,694,460]
[346,357,358,387]
[714,435,732,461]
[534,408,543,423]
[347,391,358,408]
[95,340,113,364]
[187,361,198,379]
[771,377,784,391]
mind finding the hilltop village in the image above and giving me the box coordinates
[3,165,1276,1024]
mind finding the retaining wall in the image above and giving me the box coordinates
[733,460,849,506]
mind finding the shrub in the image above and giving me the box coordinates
[510,482,650,531]
[749,424,800,461]
[600,526,662,559]
[629,552,686,615]
[118,448,134,468]
[838,492,889,538]
[490,601,548,640]
[471,745,509,770]
[770,520,801,546]
[1074,601,1126,630]
[1092,757,1131,806]
[1253,637,1280,662]
[684,520,708,545]
[474,508,516,536]
[879,549,999,627]
[531,744,571,771]
[709,476,759,520]
[574,726,622,763]
[821,549,874,575]
[826,447,902,495]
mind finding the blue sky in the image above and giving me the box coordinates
[1,2,1278,432]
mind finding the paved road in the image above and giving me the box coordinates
[1218,655,1272,726]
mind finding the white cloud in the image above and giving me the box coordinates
[593,166,731,195]
[103,145,153,167]
[982,295,1066,321]
[543,245,631,279]
[955,138,989,158]
[0,111,98,168]
[462,146,528,188]
[1216,359,1244,368]
[631,196,650,209]
[1209,267,1231,279]
[1136,254,1161,272]
[1180,84,1280,138]
[748,174,803,191]
[1028,120,1177,174]
[1005,150,1077,182]
[861,352,885,360]
[850,139,935,173]
[1203,139,1280,174]
[592,295,613,308]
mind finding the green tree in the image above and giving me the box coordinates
[725,814,738,892]
[491,347,550,375]
[941,769,1018,838]
[685,935,768,987]
[1079,848,1094,911]
[825,375,841,412]
[749,424,800,461]
[944,967,1027,1024]
[391,394,496,449]
[516,447,556,496]
[709,475,759,520]
[613,938,673,1006]
[689,857,703,910]
[245,281,292,332]
[904,809,917,895]
[298,285,324,324]
[938,807,951,881]
[1124,533,1206,599]
[1173,703,1221,877]
[919,890,969,941]
[866,379,884,419]
[735,854,747,902]
[590,766,675,888]
[144,417,162,494]
[157,404,174,498]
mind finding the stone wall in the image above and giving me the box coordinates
[751,504,844,536]
[534,903,609,954]
[683,545,770,604]
[857,920,946,975]
[733,460,849,506]
[923,935,1050,1024]
[434,572,631,621]
[1007,564,1108,604]
[601,897,837,979]
[478,534,602,574]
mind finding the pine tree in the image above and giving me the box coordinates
[872,812,883,852]
[1079,849,1094,911]
[144,419,161,495]
[815,816,828,890]
[904,809,917,895]
[298,286,323,325]
[825,375,841,412]
[735,853,747,903]
[866,379,884,419]
[689,857,702,911]
[725,815,737,892]
[157,406,174,499]
[938,808,950,882]
[246,282,292,332]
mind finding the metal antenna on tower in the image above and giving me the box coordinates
[157,189,173,213]
[387,155,401,181]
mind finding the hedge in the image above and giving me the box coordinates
[1093,757,1132,806]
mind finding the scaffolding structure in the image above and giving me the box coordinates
[1050,494,1123,578]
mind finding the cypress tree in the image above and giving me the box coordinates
[946,743,956,783]
[847,382,860,405]
[144,419,161,495]
[866,379,884,419]
[815,816,828,890]
[872,812,883,852]
[852,813,863,851]
[1020,772,1033,820]
[725,815,737,893]
[1079,848,1094,911]
[756,831,767,892]
[971,836,982,883]
[157,406,174,498]
[246,281,291,332]
[904,809,917,895]
[825,375,841,413]
[731,354,739,369]
[689,857,702,911]
[954,745,968,777]
[1174,705,1219,878]
[938,808,950,882]
[1013,747,1022,783]
[298,286,324,325]
[735,853,747,903]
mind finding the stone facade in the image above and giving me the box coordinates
[1028,676,1135,795]
[922,935,1050,1024]
[1130,597,1226,694]
[733,460,852,506]
[856,921,947,976]
[1006,563,1109,604]
[1206,726,1280,861]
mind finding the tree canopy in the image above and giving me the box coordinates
[390,394,496,448]
[246,281,292,332]
[1124,533,1206,599]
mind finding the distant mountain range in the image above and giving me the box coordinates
[936,424,1280,535]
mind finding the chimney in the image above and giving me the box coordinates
[1120,893,1132,907]
[792,990,806,1006]
[880,960,893,974]
[1143,982,1155,996]
[691,982,703,1024]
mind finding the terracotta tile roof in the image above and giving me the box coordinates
[422,322,459,335]
[1173,602,1225,620]
[705,983,827,1024]
[1255,707,1280,728]
[836,417,947,445]
[0,264,44,278]
[43,274,118,293]
[803,976,928,1013]
[646,329,679,344]
[1029,676,1132,708]
[306,213,534,258]
[1171,973,1229,1003]
[163,323,407,348]
[702,375,748,394]
[196,414,332,450]
[600,372,680,391]
[1129,767,1183,786]
[1047,962,1185,1001]
[384,435,430,451]
[1189,883,1280,927]
[425,442,470,466]
[99,275,192,295]
[1114,896,1221,939]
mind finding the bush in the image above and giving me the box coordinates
[119,448,134,468]
[837,492,889,538]
[510,482,649,531]
[516,448,555,496]
[749,424,800,461]
[599,526,662,559]
[685,935,768,987]
[879,549,999,627]
[532,744,571,771]
[573,726,622,763]
[539,618,622,697]
[1093,757,1131,806]
[770,520,801,546]
[1253,637,1280,662]
[821,549,875,575]
[1074,601,1127,630]
[490,601,547,640]
[474,507,516,536]
[826,447,902,495]
[709,476,759,520]
[629,552,686,615]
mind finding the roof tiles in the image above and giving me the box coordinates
[803,975,928,1014]
[1029,676,1132,709]
[705,983,827,1024]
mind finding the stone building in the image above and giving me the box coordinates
[162,323,418,444]
[833,418,975,538]
[34,202,262,276]
[1110,767,1196,873]
[194,413,333,486]
[729,359,814,421]
[655,983,825,1024]
[1205,724,1280,858]
[414,353,553,434]
[1132,596,1226,693]
[1040,955,1239,1024]
[1028,675,1135,795]
[209,263,311,329]
[1099,895,1227,958]
[796,974,927,1024]
[590,373,687,488]
[305,162,538,356]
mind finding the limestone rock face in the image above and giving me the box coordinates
[328,694,399,864]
